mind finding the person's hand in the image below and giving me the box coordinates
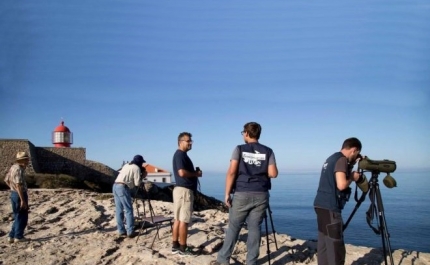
[196,170,202,177]
[357,154,367,163]
[352,171,361,182]
[20,201,28,210]
[352,154,367,169]
[225,194,232,208]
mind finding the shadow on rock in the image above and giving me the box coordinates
[351,248,385,265]
[132,182,228,212]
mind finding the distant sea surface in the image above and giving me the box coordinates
[198,171,430,253]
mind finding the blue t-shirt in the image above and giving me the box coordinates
[172,149,198,191]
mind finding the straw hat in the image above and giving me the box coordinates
[16,151,30,161]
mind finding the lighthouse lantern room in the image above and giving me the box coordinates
[52,120,73,147]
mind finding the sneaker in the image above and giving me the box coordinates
[171,246,180,254]
[14,237,30,243]
[7,237,14,243]
[209,261,228,265]
[127,232,138,239]
[178,247,198,256]
[118,232,126,237]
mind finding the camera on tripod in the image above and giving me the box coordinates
[358,156,397,189]
[345,156,398,265]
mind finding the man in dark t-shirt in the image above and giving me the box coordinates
[313,137,364,265]
[171,132,202,256]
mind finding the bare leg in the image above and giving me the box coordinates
[172,219,180,242]
[179,221,189,246]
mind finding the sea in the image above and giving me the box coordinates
[197,170,430,253]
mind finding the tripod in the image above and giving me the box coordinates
[133,183,155,232]
[344,171,394,265]
[133,183,173,248]
[263,204,278,265]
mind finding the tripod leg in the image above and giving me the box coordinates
[375,185,394,265]
[267,205,278,250]
[135,219,146,243]
[343,191,367,231]
[264,213,271,265]
[135,185,151,243]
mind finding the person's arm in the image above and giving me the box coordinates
[11,167,27,210]
[175,152,202,178]
[4,171,12,189]
[268,152,278,178]
[225,160,239,196]
[4,165,17,189]
[4,180,11,188]
[224,146,241,207]
[177,169,201,178]
[335,172,355,191]
[224,159,239,207]
[335,157,360,190]
[141,168,148,180]
[16,183,28,210]
[133,167,143,187]
[7,180,18,191]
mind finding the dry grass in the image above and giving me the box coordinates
[0,173,111,192]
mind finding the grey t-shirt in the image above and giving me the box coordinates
[334,156,352,180]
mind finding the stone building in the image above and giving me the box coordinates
[0,139,117,186]
[0,121,117,187]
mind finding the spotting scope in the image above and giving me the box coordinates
[358,157,397,188]
[358,157,396,173]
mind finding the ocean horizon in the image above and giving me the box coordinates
[198,170,430,253]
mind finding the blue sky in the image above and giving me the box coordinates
[1,1,429,173]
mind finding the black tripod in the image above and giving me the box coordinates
[344,171,394,265]
[263,204,278,265]
[132,183,173,248]
[133,183,155,231]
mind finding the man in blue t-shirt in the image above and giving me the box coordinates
[213,122,278,265]
[171,132,202,256]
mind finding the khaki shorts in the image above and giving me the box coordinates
[173,186,194,223]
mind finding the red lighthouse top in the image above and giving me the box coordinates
[52,120,73,147]
[54,121,71,133]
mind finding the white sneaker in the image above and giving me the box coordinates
[14,237,30,243]
[7,237,14,243]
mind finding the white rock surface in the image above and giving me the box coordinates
[0,189,428,265]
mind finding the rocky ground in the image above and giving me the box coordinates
[0,189,428,265]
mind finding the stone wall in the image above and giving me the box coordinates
[0,139,117,185]
[35,147,86,177]
[0,139,39,176]
[83,160,117,184]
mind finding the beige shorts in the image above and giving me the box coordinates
[173,186,194,223]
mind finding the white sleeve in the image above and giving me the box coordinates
[134,167,142,187]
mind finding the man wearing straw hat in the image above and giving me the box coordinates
[4,151,31,243]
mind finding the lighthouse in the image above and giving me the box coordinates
[52,120,73,147]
